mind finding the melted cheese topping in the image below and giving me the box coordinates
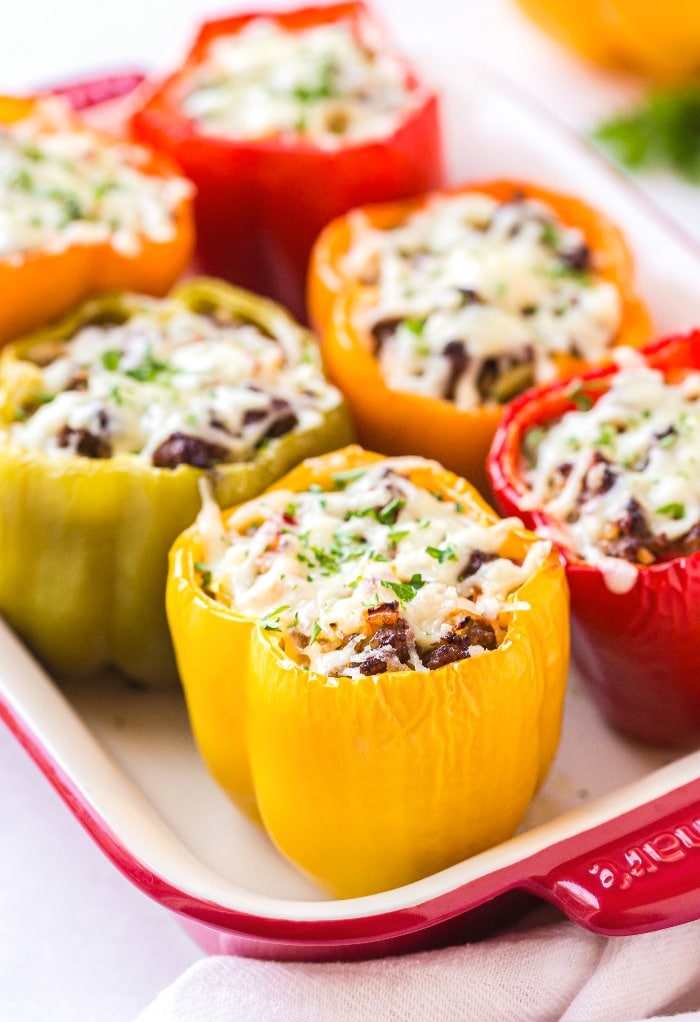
[179,18,417,146]
[343,192,622,408]
[524,363,700,585]
[9,299,341,465]
[199,457,550,677]
[0,97,191,259]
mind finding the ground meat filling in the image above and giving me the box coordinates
[198,457,550,678]
[343,191,623,409]
[8,299,340,468]
[524,363,700,567]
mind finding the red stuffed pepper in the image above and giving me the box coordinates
[131,2,443,320]
[488,333,700,747]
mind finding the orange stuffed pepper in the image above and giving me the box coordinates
[0,95,194,346]
[308,180,651,497]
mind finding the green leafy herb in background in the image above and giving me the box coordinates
[593,86,700,183]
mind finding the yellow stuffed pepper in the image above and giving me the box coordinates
[0,279,352,686]
[167,446,570,897]
[0,94,194,346]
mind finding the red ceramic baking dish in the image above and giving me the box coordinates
[0,60,698,961]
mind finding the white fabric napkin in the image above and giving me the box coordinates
[134,909,700,1022]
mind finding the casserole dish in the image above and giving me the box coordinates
[1,57,699,960]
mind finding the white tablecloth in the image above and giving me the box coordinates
[1,2,699,1018]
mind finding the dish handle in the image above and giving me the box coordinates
[523,780,700,935]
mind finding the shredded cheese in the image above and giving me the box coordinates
[0,97,191,259]
[8,298,341,466]
[524,363,700,587]
[343,192,622,408]
[200,457,550,677]
[179,18,418,147]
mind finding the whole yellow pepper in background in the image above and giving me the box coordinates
[514,0,700,81]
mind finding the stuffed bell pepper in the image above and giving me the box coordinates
[308,180,652,497]
[0,94,194,346]
[131,2,443,320]
[488,334,700,747]
[0,278,352,686]
[167,446,569,897]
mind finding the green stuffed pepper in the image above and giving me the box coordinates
[0,277,353,686]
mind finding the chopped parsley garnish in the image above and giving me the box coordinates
[331,468,366,490]
[656,502,685,520]
[293,57,337,103]
[125,348,172,383]
[345,497,406,526]
[21,144,44,162]
[566,381,594,411]
[523,424,547,464]
[594,423,616,448]
[194,561,212,588]
[59,194,83,225]
[261,604,291,631]
[548,264,591,285]
[377,497,405,525]
[403,317,425,336]
[101,349,121,371]
[310,545,342,575]
[10,169,34,191]
[381,573,425,604]
[426,543,457,564]
[309,621,322,644]
[540,221,561,248]
[108,384,124,406]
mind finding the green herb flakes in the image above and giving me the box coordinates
[194,561,212,588]
[656,502,685,520]
[381,573,425,604]
[426,544,457,564]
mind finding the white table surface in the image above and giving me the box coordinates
[1,2,699,1019]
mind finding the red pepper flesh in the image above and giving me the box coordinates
[487,332,700,748]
